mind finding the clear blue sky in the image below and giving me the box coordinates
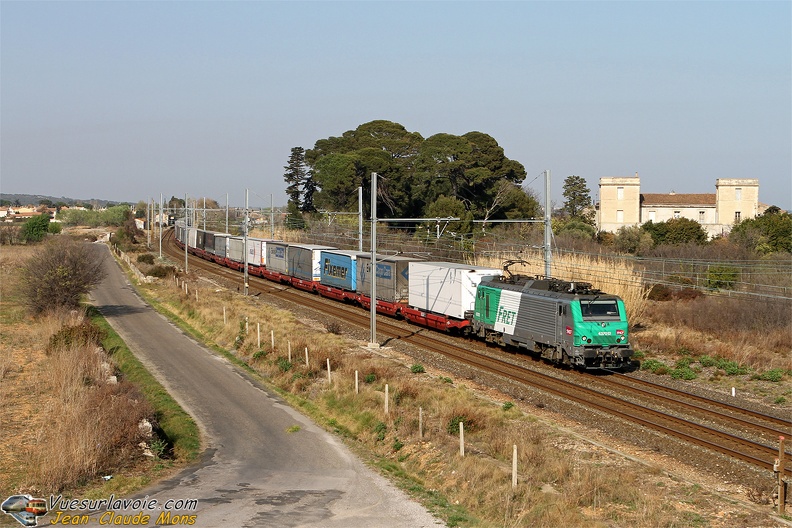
[2,1,790,210]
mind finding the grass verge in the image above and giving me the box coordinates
[89,306,200,462]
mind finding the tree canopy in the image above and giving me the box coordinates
[729,206,792,254]
[298,120,536,232]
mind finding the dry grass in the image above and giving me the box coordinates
[27,343,153,492]
[123,249,787,526]
[1,247,156,496]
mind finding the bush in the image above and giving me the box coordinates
[714,358,748,375]
[147,265,174,278]
[640,359,666,374]
[670,367,698,380]
[21,213,52,243]
[20,238,107,315]
[706,265,739,290]
[698,355,716,368]
[647,284,673,301]
[137,253,155,265]
[752,368,786,382]
[410,364,425,374]
[47,320,106,355]
[364,373,376,383]
[374,421,387,442]
[277,357,293,372]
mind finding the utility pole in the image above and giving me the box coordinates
[184,193,189,273]
[544,169,552,278]
[159,193,163,259]
[358,186,363,252]
[244,189,249,296]
[369,173,378,348]
[270,194,275,239]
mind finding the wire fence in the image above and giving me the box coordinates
[243,217,792,302]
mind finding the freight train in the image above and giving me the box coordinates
[173,222,634,369]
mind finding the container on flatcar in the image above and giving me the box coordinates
[213,234,231,258]
[246,238,280,267]
[408,262,502,320]
[288,244,336,281]
[266,242,290,274]
[228,237,244,263]
[319,250,368,291]
[186,228,197,249]
[195,230,207,252]
[204,232,216,255]
[246,237,265,267]
[174,223,184,244]
[356,255,420,303]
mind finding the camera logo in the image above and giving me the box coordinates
[2,495,48,527]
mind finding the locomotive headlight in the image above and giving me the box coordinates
[581,335,587,342]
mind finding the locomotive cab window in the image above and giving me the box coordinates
[580,300,620,319]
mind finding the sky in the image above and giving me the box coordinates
[1,1,790,210]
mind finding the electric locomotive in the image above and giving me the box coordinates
[471,271,633,369]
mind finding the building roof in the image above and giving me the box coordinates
[640,193,716,206]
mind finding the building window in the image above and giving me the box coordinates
[699,211,705,223]
[617,187,624,200]
[735,211,741,222]
[673,211,680,219]
[616,210,624,223]
[735,188,742,201]
[648,211,655,222]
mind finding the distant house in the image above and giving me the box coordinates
[596,175,765,238]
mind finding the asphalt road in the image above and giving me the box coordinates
[87,244,442,527]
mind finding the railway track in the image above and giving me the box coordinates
[159,230,791,478]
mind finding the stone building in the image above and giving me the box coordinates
[596,174,761,238]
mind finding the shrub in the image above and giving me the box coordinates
[670,367,698,380]
[47,320,106,355]
[706,265,739,290]
[752,368,786,382]
[675,357,693,369]
[137,253,155,265]
[325,321,342,334]
[277,357,293,372]
[364,373,376,383]
[502,402,514,411]
[147,265,174,278]
[21,213,51,243]
[20,238,107,315]
[640,359,666,374]
[647,284,672,301]
[698,355,716,368]
[374,421,387,442]
[715,358,748,376]
[410,364,425,374]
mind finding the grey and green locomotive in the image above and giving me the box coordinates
[471,275,633,369]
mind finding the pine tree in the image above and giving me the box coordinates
[283,147,307,210]
[562,175,594,225]
[301,170,317,213]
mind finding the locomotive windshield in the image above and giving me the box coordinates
[580,299,620,319]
